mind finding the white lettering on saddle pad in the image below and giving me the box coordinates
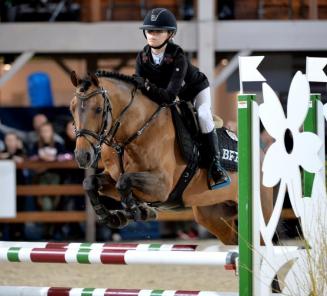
[222,149,238,163]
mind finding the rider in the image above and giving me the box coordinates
[134,8,228,188]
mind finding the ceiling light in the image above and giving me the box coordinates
[3,64,11,71]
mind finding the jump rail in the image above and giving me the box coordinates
[0,241,198,252]
[0,287,239,296]
[0,247,238,269]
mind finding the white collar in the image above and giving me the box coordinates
[151,51,164,65]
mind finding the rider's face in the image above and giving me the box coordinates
[145,30,170,48]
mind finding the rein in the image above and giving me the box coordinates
[105,104,164,174]
[74,84,166,172]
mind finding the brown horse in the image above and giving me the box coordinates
[70,71,273,245]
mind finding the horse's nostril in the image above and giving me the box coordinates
[85,152,91,163]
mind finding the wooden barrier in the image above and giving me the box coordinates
[17,185,84,196]
[0,211,87,223]
[0,210,195,223]
[15,160,79,170]
[0,160,297,236]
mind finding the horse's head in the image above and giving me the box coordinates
[70,71,112,169]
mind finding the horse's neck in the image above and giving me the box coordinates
[102,79,158,143]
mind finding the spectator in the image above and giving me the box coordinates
[0,131,27,185]
[30,122,64,220]
[30,121,65,161]
[0,139,4,151]
[0,113,64,152]
[63,120,76,155]
[217,0,235,20]
[0,132,25,163]
[29,121,75,240]
[182,0,194,20]
[56,120,85,240]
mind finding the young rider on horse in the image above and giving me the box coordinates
[134,7,228,187]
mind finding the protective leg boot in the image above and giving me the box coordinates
[205,129,230,188]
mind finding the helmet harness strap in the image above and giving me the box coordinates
[143,31,175,49]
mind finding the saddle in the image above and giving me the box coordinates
[172,101,238,171]
[155,102,238,210]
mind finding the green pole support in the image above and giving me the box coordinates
[238,94,255,296]
[303,94,320,197]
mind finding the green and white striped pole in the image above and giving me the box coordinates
[238,94,256,296]
[303,94,321,197]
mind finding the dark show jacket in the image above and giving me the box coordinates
[135,42,209,103]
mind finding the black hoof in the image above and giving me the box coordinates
[140,204,157,220]
[123,204,157,222]
[99,210,129,229]
[124,207,142,221]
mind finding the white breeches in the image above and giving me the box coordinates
[194,87,215,134]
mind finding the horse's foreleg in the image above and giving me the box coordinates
[83,173,129,228]
[116,171,169,220]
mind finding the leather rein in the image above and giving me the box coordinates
[74,85,165,172]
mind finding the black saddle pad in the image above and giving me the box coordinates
[216,127,238,172]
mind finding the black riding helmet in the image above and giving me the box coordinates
[140,8,177,49]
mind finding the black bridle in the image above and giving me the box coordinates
[74,87,113,168]
[74,85,165,171]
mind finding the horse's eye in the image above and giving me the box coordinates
[95,107,102,114]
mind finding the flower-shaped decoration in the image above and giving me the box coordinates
[323,103,327,121]
[259,71,322,199]
[256,72,323,295]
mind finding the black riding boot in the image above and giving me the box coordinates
[205,129,229,186]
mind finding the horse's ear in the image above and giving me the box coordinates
[71,71,80,87]
[89,72,99,87]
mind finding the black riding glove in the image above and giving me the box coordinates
[142,80,175,105]
[132,75,146,89]
[133,75,175,105]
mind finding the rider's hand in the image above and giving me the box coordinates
[132,75,146,90]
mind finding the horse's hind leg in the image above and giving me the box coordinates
[193,203,238,245]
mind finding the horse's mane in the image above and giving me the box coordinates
[96,70,137,86]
